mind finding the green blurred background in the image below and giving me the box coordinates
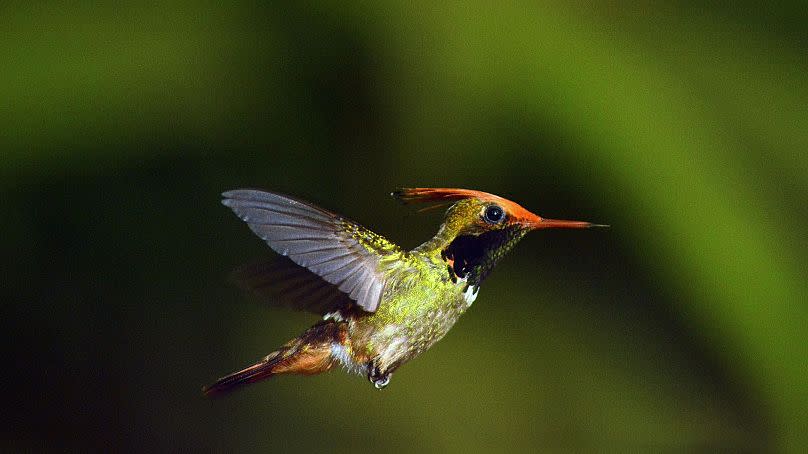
[2,2,806,452]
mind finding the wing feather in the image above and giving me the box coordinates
[223,189,399,313]
[231,257,355,315]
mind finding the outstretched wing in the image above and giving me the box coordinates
[222,189,400,312]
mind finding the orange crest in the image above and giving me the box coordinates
[393,187,541,225]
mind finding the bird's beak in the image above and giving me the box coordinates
[521,212,608,230]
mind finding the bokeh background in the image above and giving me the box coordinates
[2,2,806,452]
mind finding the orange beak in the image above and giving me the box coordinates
[533,218,608,229]
[519,211,608,230]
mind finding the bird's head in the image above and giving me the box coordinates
[393,187,603,235]
[393,187,605,286]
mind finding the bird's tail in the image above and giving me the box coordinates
[202,322,341,397]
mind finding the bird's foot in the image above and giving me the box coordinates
[368,365,391,389]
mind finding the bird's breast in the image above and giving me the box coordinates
[347,272,474,371]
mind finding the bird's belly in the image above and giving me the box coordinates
[351,284,472,372]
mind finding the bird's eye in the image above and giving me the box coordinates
[483,204,505,224]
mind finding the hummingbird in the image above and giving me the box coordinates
[203,187,604,396]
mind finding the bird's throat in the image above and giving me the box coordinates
[439,227,528,288]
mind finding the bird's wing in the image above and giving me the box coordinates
[230,256,356,315]
[222,189,400,313]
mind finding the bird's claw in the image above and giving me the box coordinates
[369,365,391,389]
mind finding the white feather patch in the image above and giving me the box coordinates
[323,311,344,322]
[330,343,365,376]
[463,285,479,306]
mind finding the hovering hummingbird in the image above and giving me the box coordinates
[203,188,604,396]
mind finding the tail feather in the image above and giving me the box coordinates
[203,322,342,397]
[202,353,282,398]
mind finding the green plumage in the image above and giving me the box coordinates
[326,198,531,386]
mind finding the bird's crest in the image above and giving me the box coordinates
[392,187,540,221]
[392,187,505,204]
